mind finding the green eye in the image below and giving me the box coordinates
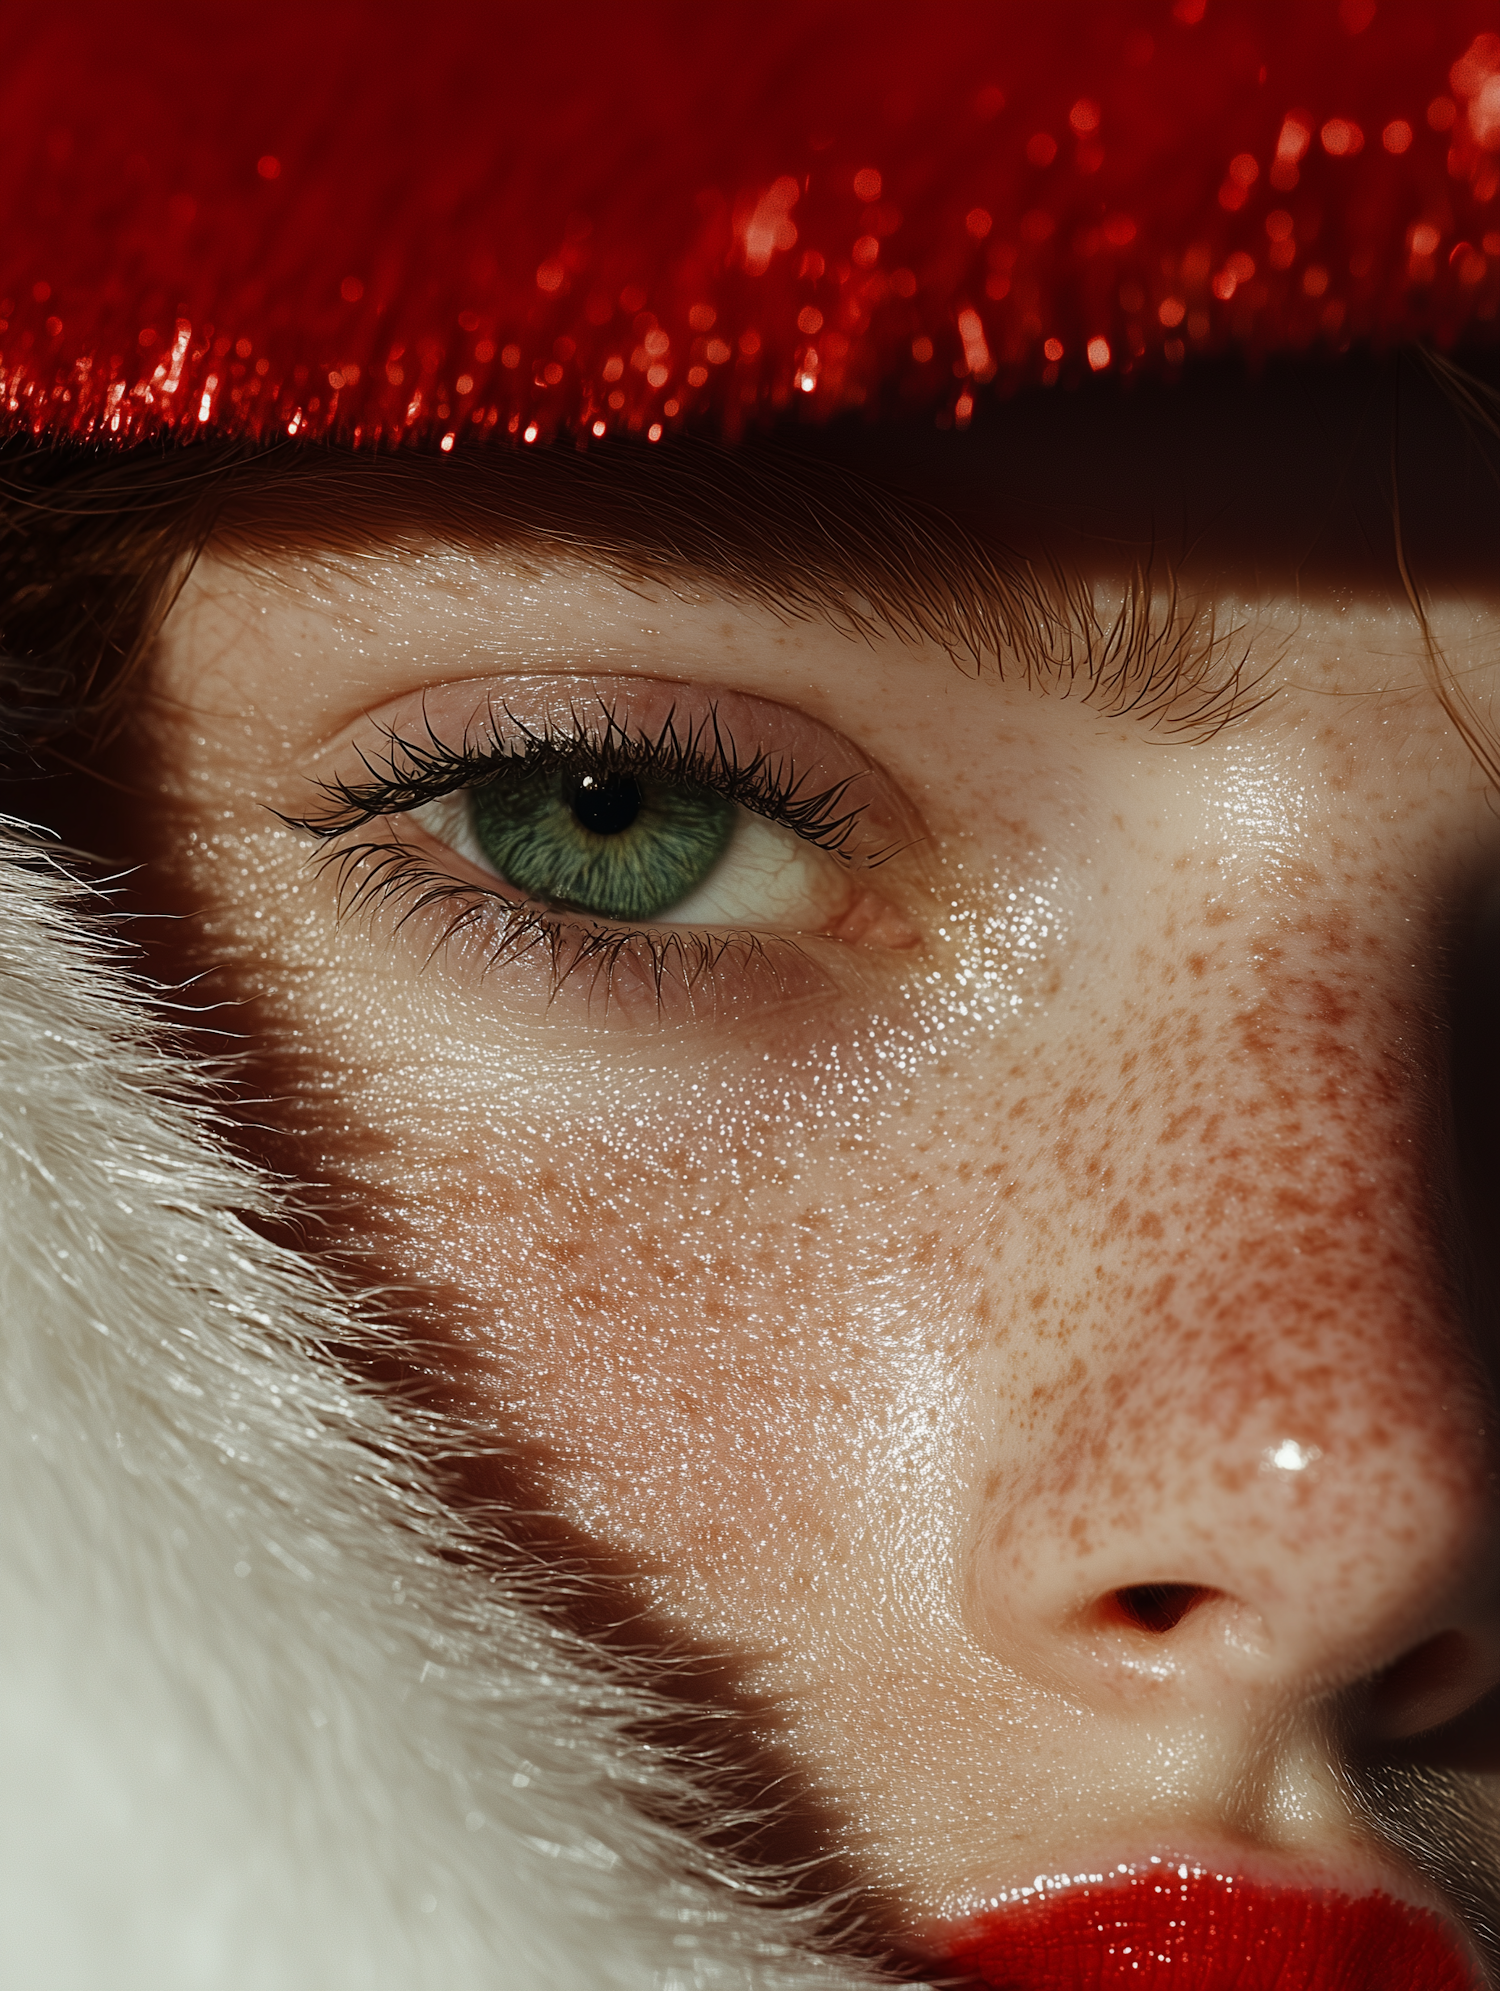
[469,764,736,922]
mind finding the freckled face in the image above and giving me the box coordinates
[122,531,1500,1936]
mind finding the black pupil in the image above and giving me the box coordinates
[570,772,642,837]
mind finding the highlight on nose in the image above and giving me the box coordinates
[971,1381,1500,1750]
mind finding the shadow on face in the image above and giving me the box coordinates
[9,350,1500,1970]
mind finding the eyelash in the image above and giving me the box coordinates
[285,701,880,1002]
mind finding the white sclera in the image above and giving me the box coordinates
[411,789,849,930]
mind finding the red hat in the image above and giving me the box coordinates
[5,2,1500,449]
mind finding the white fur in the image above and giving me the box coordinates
[0,833,896,1989]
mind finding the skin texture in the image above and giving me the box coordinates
[94,377,1500,1967]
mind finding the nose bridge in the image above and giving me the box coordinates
[971,890,1500,1721]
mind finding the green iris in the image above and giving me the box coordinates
[470,763,735,921]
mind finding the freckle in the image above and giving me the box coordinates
[1137,1211,1163,1240]
[1187,953,1207,978]
[1213,1458,1254,1494]
[1273,1185,1318,1218]
[1027,1287,1050,1312]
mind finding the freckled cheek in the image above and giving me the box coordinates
[360,1061,1114,1647]
[367,1076,986,1616]
[963,888,1494,1590]
[316,1059,1031,1649]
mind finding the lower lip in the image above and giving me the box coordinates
[939,1871,1483,1989]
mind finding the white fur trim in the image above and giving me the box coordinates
[0,833,896,1989]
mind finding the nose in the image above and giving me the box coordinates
[969,897,1500,1749]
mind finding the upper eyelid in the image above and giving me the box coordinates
[285,695,900,865]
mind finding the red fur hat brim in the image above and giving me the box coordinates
[5,2,1500,448]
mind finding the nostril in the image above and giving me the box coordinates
[1108,1582,1220,1634]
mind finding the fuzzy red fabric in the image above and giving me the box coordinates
[4,2,1500,448]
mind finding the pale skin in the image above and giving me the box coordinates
[97,389,1500,1959]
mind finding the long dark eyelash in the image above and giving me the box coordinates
[288,698,874,858]
[326,847,776,1013]
[279,700,868,1007]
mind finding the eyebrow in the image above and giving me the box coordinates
[211,437,1265,738]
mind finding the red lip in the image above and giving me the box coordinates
[940,1871,1483,1990]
